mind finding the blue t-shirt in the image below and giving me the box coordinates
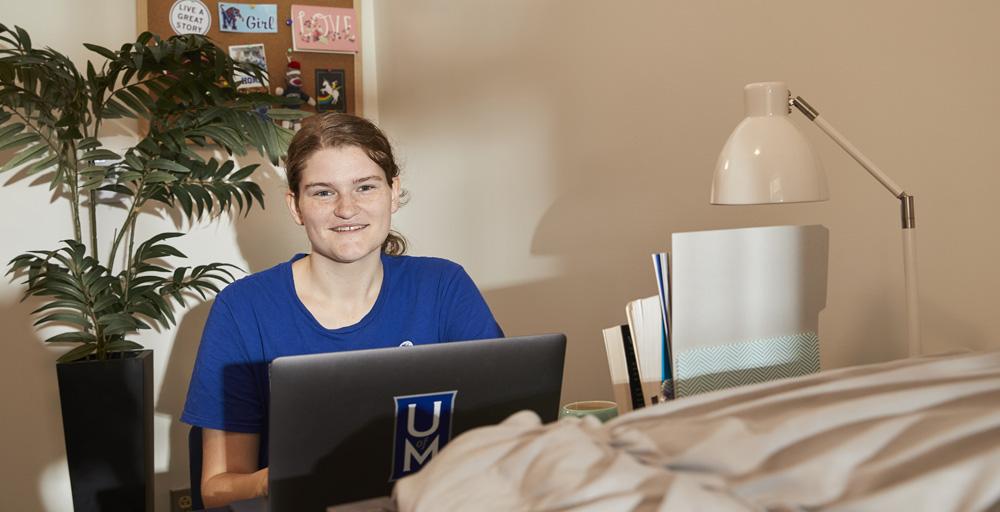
[181,253,503,466]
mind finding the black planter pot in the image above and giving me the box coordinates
[56,350,153,512]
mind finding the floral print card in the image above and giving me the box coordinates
[291,5,359,54]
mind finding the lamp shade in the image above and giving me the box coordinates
[711,82,829,204]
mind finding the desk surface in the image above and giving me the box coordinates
[201,496,395,512]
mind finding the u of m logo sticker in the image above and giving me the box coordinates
[389,390,457,481]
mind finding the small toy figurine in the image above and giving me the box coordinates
[274,59,315,130]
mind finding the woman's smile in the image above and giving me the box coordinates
[331,224,368,233]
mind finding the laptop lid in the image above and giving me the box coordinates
[267,334,566,511]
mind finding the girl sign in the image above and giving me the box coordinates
[291,5,359,54]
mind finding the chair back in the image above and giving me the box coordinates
[188,426,203,510]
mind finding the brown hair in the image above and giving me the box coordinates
[284,113,408,255]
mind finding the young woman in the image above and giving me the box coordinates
[181,113,503,507]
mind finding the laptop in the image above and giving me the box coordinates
[265,334,566,511]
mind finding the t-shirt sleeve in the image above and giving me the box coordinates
[440,265,504,342]
[180,295,266,433]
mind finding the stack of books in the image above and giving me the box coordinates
[602,253,672,412]
[603,225,828,411]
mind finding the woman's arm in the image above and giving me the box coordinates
[200,428,269,507]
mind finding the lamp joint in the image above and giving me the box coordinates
[791,96,820,121]
[900,194,916,229]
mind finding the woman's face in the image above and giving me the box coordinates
[286,145,400,265]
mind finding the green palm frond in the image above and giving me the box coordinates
[2,25,301,362]
[7,240,117,361]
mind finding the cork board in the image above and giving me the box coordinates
[141,0,358,114]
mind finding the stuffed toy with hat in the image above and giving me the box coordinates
[274,59,315,130]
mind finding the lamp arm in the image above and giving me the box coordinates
[791,94,921,356]
[791,96,905,198]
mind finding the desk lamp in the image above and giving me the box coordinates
[711,82,920,356]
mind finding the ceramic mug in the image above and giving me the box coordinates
[559,400,619,422]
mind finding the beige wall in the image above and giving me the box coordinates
[370,0,1000,401]
[2,1,999,510]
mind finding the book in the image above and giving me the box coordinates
[652,252,675,399]
[619,325,645,410]
[601,324,645,412]
[626,296,667,406]
[601,325,630,412]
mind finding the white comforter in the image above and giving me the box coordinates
[394,351,1000,511]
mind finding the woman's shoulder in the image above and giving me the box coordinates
[384,254,466,276]
[216,254,300,303]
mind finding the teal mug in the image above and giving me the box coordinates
[559,400,619,422]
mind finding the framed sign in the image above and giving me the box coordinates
[315,69,346,112]
[219,3,278,33]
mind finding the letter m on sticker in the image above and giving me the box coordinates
[390,390,457,481]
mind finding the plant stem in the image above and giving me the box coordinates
[89,123,101,261]
[72,253,105,360]
[122,214,138,305]
[106,209,132,272]
[65,138,95,258]
[106,190,142,271]
[88,190,98,260]
[66,144,83,244]
[94,325,106,360]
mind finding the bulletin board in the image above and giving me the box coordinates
[140,0,359,114]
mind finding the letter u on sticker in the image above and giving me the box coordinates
[406,401,441,437]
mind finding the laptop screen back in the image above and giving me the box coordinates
[267,334,566,511]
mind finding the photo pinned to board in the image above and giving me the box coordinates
[228,43,269,90]
[314,69,346,112]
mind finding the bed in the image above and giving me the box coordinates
[392,350,1000,511]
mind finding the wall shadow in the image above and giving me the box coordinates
[155,299,213,506]
[154,152,305,508]
[232,158,309,274]
[0,298,72,511]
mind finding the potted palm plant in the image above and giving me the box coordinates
[0,25,304,511]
